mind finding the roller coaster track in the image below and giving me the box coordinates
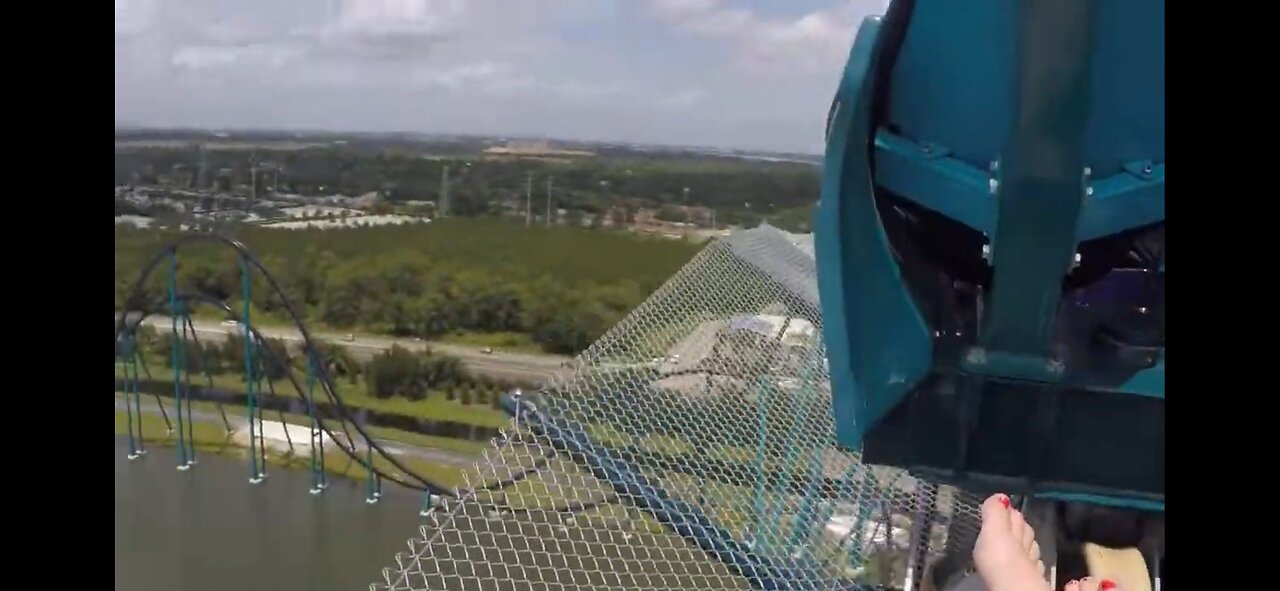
[114,232,550,501]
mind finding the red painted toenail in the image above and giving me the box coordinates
[997,494,1010,508]
[1099,581,1117,590]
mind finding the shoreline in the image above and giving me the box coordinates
[114,405,479,490]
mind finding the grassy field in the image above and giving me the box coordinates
[114,410,472,489]
[116,361,511,429]
[117,394,493,457]
[116,219,700,290]
[435,331,542,354]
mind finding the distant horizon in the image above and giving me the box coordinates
[113,123,826,159]
[116,1,885,154]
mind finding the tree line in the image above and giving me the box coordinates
[132,326,521,409]
[115,220,699,354]
[115,144,820,230]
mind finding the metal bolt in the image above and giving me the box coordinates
[982,244,992,262]
[1143,163,1153,174]
[1047,357,1065,374]
[1085,186,1094,197]
[989,179,999,194]
[1083,166,1092,177]
[989,161,1000,173]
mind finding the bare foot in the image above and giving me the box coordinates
[972,493,1050,591]
[1064,577,1119,591]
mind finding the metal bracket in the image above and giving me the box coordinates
[1122,159,1158,181]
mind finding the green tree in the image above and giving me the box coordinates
[366,345,425,399]
[257,337,292,381]
[565,209,584,228]
[655,205,688,223]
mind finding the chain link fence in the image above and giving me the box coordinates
[374,225,984,591]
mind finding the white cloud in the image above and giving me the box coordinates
[308,0,467,60]
[115,0,156,38]
[171,43,307,71]
[409,61,508,89]
[116,0,877,152]
[661,88,709,109]
[651,0,722,20]
[646,0,867,73]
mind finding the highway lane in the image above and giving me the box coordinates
[127,316,572,385]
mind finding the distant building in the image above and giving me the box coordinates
[728,314,818,351]
[260,214,427,231]
[353,192,383,210]
[114,215,154,229]
[634,209,658,226]
[312,194,355,207]
[280,205,359,219]
[482,139,595,158]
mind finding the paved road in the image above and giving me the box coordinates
[127,316,572,385]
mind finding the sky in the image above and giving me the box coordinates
[115,0,888,153]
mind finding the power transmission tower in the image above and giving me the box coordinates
[197,144,208,190]
[249,151,258,205]
[440,165,451,218]
[525,172,533,228]
[545,176,554,228]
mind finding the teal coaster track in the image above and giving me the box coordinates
[114,233,549,507]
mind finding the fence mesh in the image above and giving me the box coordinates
[375,225,984,591]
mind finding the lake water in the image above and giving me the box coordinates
[114,438,421,591]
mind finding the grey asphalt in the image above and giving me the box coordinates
[129,315,572,384]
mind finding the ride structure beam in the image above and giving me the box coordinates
[242,255,263,484]
[167,249,192,470]
[978,0,1097,368]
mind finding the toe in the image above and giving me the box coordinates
[1075,576,1116,591]
[1008,508,1036,551]
[980,494,1012,531]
